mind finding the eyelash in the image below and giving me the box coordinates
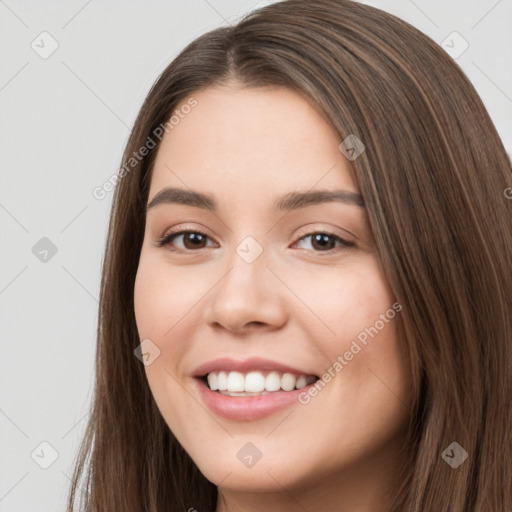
[155,227,355,255]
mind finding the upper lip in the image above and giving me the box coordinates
[193,357,319,378]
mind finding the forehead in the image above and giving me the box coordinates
[148,85,358,201]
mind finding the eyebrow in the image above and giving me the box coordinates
[146,187,364,212]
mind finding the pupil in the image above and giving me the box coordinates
[313,234,334,250]
[185,233,206,248]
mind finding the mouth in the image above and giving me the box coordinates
[198,370,320,396]
[194,370,321,421]
[191,357,322,420]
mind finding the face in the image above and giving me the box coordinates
[134,84,413,500]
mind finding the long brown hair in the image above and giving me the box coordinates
[66,1,512,510]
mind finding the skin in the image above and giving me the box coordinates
[134,83,414,512]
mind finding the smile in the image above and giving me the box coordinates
[204,370,318,395]
[192,357,321,420]
[194,373,320,421]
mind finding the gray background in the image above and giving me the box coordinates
[0,1,510,510]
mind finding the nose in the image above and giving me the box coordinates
[203,246,288,334]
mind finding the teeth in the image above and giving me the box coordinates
[217,371,227,390]
[295,375,308,389]
[265,371,281,392]
[281,373,296,391]
[207,372,219,391]
[245,371,266,392]
[226,371,245,392]
[205,370,317,394]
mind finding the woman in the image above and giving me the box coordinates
[66,1,512,510]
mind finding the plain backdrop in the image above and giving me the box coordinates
[0,1,510,510]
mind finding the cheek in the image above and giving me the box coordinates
[288,255,411,408]
[133,250,222,404]
[288,255,396,344]
[133,255,197,423]
[134,253,202,339]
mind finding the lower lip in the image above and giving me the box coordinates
[194,377,317,421]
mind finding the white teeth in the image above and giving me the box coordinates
[265,371,281,392]
[207,372,218,391]
[217,371,228,390]
[226,371,245,392]
[204,370,317,393]
[295,375,308,389]
[281,373,296,391]
[245,371,266,392]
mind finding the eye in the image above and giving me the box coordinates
[155,229,216,251]
[293,231,355,253]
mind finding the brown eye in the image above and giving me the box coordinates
[180,232,208,249]
[295,231,354,253]
[156,230,214,250]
